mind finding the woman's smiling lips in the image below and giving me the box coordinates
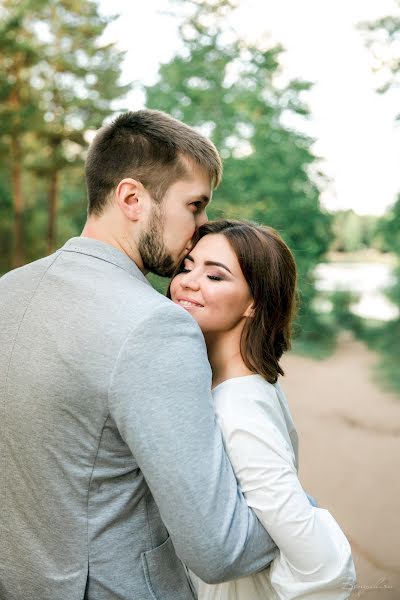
[176,296,204,308]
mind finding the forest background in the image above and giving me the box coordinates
[1,0,399,392]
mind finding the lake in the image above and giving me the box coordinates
[314,262,399,321]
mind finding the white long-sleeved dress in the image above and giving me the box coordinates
[190,375,356,600]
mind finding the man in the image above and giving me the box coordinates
[0,110,277,600]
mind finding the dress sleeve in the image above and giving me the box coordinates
[216,386,356,600]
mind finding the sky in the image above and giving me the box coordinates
[98,0,400,216]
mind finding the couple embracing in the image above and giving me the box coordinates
[0,110,356,599]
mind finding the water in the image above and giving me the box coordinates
[314,262,399,321]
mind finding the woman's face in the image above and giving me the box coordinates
[170,233,253,334]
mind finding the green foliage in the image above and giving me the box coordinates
[291,320,336,360]
[0,167,13,274]
[0,0,44,136]
[379,194,400,255]
[330,210,381,252]
[32,0,130,158]
[354,316,400,395]
[380,197,400,319]
[376,318,400,394]
[145,0,334,348]
[329,290,364,334]
[359,1,400,103]
[0,0,129,266]
[348,198,400,395]
[358,5,400,394]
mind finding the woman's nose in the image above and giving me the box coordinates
[181,271,200,290]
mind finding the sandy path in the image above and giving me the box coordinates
[281,333,400,599]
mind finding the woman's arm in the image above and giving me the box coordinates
[216,384,356,599]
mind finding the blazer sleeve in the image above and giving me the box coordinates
[216,387,356,599]
[107,301,278,584]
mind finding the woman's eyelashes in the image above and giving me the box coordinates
[207,274,223,281]
[180,267,224,281]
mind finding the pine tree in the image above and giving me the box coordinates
[33,0,130,253]
[0,0,44,266]
[0,0,130,264]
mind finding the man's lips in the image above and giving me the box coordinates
[177,296,204,308]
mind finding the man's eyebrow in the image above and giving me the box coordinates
[185,255,232,274]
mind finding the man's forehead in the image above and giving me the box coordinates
[179,155,213,185]
[175,174,212,204]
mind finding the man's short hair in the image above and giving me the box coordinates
[85,109,222,215]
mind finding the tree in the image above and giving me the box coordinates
[0,0,44,266]
[330,210,381,253]
[146,0,333,347]
[33,0,130,253]
[0,0,130,266]
[359,1,400,112]
[361,5,400,392]
[371,197,400,392]
[0,163,13,273]
[379,195,400,304]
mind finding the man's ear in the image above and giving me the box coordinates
[115,178,147,222]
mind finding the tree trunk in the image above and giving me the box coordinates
[11,136,24,268]
[48,169,59,254]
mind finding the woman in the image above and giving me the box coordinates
[169,219,356,600]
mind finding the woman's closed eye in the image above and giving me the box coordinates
[180,266,223,281]
[207,274,223,281]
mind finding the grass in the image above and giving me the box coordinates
[373,358,400,397]
[359,318,400,397]
[291,304,400,398]
[291,335,336,360]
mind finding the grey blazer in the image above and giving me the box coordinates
[0,237,277,600]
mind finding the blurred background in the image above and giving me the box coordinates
[1,0,399,596]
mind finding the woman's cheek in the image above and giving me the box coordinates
[170,278,180,300]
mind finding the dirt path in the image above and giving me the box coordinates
[281,333,400,599]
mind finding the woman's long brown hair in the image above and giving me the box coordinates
[169,219,298,384]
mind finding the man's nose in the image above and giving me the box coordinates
[197,210,208,227]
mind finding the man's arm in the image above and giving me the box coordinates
[108,301,278,584]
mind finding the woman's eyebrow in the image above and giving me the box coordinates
[185,255,232,274]
[205,261,232,274]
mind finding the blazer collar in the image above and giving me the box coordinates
[60,237,151,286]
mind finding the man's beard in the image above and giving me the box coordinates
[138,205,177,277]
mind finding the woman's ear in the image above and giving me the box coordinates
[243,303,255,318]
